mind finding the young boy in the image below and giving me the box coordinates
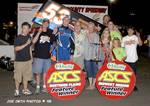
[14,22,32,96]
[122,27,142,91]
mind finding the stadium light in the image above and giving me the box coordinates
[108,0,116,4]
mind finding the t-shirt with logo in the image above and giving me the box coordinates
[121,35,139,63]
[34,29,56,59]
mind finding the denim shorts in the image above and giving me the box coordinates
[32,58,51,74]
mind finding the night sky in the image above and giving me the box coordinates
[0,0,150,33]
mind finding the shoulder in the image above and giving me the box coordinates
[122,36,128,43]
[14,35,22,41]
[123,35,128,40]
[132,35,138,39]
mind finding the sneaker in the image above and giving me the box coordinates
[22,89,32,95]
[14,90,20,97]
[35,87,40,94]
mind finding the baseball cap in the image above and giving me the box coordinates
[42,18,50,23]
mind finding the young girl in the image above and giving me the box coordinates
[97,29,112,69]
[112,38,127,61]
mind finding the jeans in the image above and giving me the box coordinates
[126,62,137,75]
[84,60,98,78]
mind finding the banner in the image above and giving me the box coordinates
[45,61,85,100]
[18,1,108,33]
[65,4,108,24]
[96,60,136,100]
[32,0,104,31]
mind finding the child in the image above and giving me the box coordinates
[97,29,112,71]
[14,22,32,96]
[112,38,127,61]
[122,26,142,91]
[100,29,112,63]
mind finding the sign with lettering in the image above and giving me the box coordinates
[32,0,104,31]
[96,60,136,100]
[45,61,85,100]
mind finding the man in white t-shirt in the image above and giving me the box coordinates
[122,27,142,91]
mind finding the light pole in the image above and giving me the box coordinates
[108,0,116,16]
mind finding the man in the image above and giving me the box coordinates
[56,16,75,61]
[32,19,56,94]
[103,15,111,27]
[122,27,142,91]
[14,22,32,96]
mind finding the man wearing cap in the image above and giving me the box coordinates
[55,16,75,61]
[32,19,56,94]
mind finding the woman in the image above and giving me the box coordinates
[107,20,122,41]
[84,22,99,90]
[73,21,86,70]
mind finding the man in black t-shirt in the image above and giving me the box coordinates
[32,19,56,94]
[14,22,32,96]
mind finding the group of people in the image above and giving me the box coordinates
[13,15,142,97]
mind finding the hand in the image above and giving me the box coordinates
[97,25,101,32]
[53,27,58,35]
[70,55,73,61]
[26,39,31,45]
[31,58,33,63]
[49,49,53,54]
[38,26,43,33]
[136,32,140,37]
